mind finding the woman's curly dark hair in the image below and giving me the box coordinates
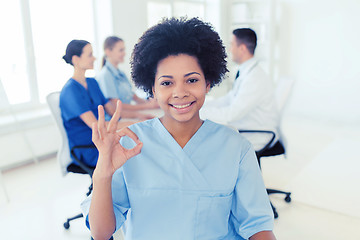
[131,17,228,97]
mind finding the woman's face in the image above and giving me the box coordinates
[153,54,210,126]
[74,44,96,70]
[107,41,126,65]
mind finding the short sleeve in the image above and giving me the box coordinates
[80,168,130,231]
[112,168,131,231]
[230,144,274,239]
[60,83,92,121]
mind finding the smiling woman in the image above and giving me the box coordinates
[81,17,276,240]
[153,54,210,138]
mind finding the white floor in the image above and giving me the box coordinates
[1,115,360,240]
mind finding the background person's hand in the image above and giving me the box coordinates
[137,112,155,120]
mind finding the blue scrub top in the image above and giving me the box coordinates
[60,78,108,167]
[96,61,134,104]
[81,118,274,239]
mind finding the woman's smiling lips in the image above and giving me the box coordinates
[169,101,195,111]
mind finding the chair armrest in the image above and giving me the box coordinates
[70,144,97,176]
[238,130,276,156]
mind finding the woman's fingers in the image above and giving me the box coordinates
[92,122,100,144]
[108,100,122,132]
[97,105,107,139]
[116,127,140,144]
[126,142,143,159]
[116,127,142,159]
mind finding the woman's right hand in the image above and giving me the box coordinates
[92,100,143,178]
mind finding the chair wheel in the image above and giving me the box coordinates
[64,221,70,229]
[273,211,279,219]
[285,195,291,203]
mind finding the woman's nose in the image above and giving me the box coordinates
[172,84,189,98]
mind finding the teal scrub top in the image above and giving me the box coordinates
[59,78,108,167]
[96,61,134,104]
[81,118,273,239]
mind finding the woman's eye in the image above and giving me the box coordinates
[160,81,172,86]
[188,78,198,83]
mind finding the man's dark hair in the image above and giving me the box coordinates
[232,28,257,55]
[131,17,228,97]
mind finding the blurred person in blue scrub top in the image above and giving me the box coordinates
[60,40,135,168]
[81,18,276,240]
[96,36,159,120]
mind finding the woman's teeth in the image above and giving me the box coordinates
[172,103,191,109]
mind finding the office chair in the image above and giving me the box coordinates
[46,92,96,229]
[239,77,295,218]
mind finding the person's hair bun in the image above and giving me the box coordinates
[63,39,90,66]
[62,55,71,64]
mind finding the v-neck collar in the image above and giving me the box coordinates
[152,118,210,155]
[151,118,212,190]
[71,77,89,90]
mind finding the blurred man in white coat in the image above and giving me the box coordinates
[200,28,279,151]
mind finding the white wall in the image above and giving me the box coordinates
[277,0,360,124]
[111,0,149,77]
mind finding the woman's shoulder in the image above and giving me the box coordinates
[127,118,158,134]
[60,78,77,96]
[59,79,82,107]
[96,66,109,78]
[205,120,252,147]
[119,119,158,148]
[86,77,97,83]
[86,77,102,89]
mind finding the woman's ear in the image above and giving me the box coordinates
[152,87,157,99]
[72,55,79,66]
[206,82,211,94]
[105,48,112,58]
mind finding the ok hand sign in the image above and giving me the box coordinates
[92,100,143,178]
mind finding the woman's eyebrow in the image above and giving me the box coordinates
[184,72,201,77]
[157,75,173,80]
[157,72,200,80]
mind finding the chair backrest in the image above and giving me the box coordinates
[46,92,72,176]
[274,77,295,152]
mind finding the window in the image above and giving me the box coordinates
[0,0,96,111]
[147,2,172,27]
[173,1,204,19]
[147,1,205,28]
[29,0,95,103]
[0,0,30,105]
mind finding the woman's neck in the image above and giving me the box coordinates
[108,59,120,69]
[160,115,203,148]
[72,68,87,86]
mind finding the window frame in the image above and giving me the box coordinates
[0,0,100,114]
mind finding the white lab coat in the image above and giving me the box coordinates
[200,58,279,151]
